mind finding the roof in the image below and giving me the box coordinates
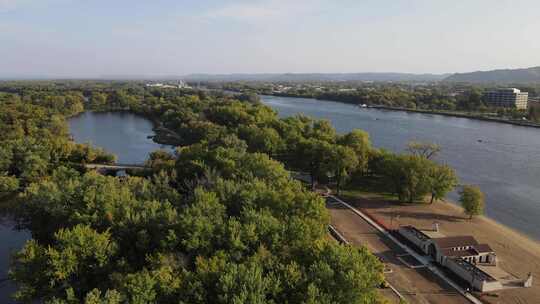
[450,258,497,282]
[473,244,494,254]
[401,225,431,242]
[432,236,478,249]
[441,248,478,257]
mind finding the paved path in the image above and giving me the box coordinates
[327,195,480,304]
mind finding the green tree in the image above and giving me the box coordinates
[4,85,388,304]
[295,139,333,189]
[380,154,432,203]
[0,175,19,196]
[237,124,284,155]
[329,145,358,195]
[146,149,176,173]
[90,92,108,110]
[427,164,458,204]
[10,225,117,302]
[459,185,485,219]
[0,145,13,172]
[406,141,441,160]
[82,289,122,304]
[339,129,371,174]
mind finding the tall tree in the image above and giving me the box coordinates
[379,154,434,203]
[459,185,485,219]
[338,129,371,174]
[295,139,333,189]
[329,145,359,195]
[428,164,458,204]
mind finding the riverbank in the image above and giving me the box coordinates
[339,191,540,303]
[264,93,540,129]
[369,105,540,129]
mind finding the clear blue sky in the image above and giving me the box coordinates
[1,0,540,78]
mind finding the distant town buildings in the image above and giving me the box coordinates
[145,80,192,89]
[483,88,528,110]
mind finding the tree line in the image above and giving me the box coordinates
[218,81,540,121]
[1,84,387,303]
[0,82,484,303]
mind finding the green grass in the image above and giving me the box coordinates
[335,175,399,201]
[334,176,430,205]
[338,188,397,202]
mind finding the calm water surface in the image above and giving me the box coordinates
[68,111,173,164]
[261,95,540,240]
[0,218,29,304]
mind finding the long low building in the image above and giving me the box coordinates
[398,225,501,292]
[445,257,502,292]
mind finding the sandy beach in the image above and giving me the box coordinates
[340,193,540,304]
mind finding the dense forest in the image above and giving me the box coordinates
[0,81,459,303]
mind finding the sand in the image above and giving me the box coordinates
[340,193,540,304]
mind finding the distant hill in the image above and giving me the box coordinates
[183,73,448,82]
[444,66,540,83]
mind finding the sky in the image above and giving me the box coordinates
[1,0,540,78]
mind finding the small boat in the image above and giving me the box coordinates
[477,139,483,143]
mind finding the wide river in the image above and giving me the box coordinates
[261,95,540,240]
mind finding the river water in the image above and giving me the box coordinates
[261,95,540,240]
[0,218,29,304]
[68,111,172,164]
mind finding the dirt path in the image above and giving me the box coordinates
[328,202,469,304]
[342,194,540,304]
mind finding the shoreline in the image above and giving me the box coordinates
[72,108,540,246]
[434,200,540,251]
[263,93,540,129]
[341,192,540,302]
[439,198,540,252]
[370,105,540,129]
[69,109,181,147]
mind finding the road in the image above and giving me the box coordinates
[326,196,471,304]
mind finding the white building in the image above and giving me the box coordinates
[398,225,501,292]
[483,88,528,110]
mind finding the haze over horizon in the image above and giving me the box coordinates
[2,0,540,78]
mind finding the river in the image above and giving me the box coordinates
[68,111,173,164]
[261,95,540,241]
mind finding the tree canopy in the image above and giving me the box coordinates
[459,185,485,219]
[0,84,388,304]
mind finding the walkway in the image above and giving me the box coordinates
[327,195,481,304]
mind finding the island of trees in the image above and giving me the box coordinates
[0,81,478,303]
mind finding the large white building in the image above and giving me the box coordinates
[398,226,503,292]
[483,88,528,110]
